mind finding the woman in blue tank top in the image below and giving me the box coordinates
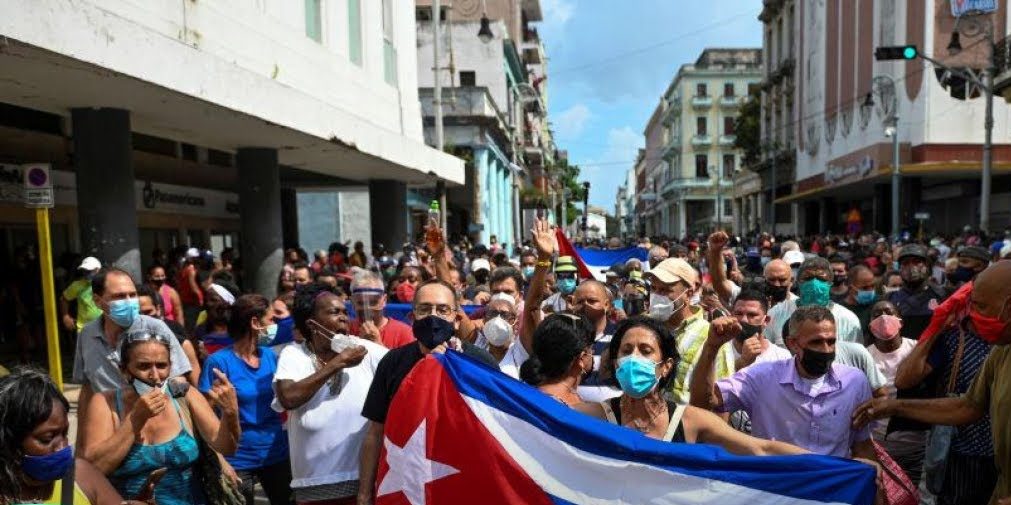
[79,330,240,504]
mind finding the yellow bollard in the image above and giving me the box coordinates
[36,207,63,390]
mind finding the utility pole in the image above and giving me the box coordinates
[582,181,590,238]
[714,164,722,230]
[433,0,447,232]
[768,140,777,235]
[982,62,994,234]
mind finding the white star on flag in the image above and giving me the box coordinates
[376,419,460,505]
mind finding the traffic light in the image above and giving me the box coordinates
[875,45,918,61]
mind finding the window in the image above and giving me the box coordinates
[724,199,733,216]
[696,83,708,97]
[459,71,476,87]
[724,117,736,135]
[723,155,735,176]
[305,0,322,42]
[348,0,362,65]
[695,155,709,178]
[724,83,734,97]
[382,0,397,85]
[696,117,707,136]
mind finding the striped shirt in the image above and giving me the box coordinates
[664,306,735,404]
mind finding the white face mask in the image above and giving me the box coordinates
[310,319,355,353]
[648,289,687,322]
[483,316,514,347]
[132,377,167,397]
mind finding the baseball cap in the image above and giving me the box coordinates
[897,244,929,262]
[471,258,491,272]
[645,258,698,286]
[957,246,990,263]
[78,256,102,271]
[555,256,578,273]
[185,247,200,259]
[783,250,805,266]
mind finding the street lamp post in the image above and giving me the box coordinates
[713,164,722,230]
[922,13,995,234]
[862,75,900,240]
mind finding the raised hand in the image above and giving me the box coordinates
[531,217,556,259]
[707,230,730,252]
[739,335,764,366]
[207,368,238,417]
[707,316,741,347]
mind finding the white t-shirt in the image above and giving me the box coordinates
[726,340,793,368]
[475,332,529,380]
[272,339,388,488]
[867,338,917,439]
[766,299,863,345]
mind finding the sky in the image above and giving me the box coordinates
[538,0,763,211]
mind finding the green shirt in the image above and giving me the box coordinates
[965,344,1011,505]
[62,279,102,332]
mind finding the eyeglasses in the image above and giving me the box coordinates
[484,310,517,323]
[415,303,456,318]
[123,331,170,344]
[556,273,577,280]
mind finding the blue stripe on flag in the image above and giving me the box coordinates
[573,247,649,270]
[435,351,875,505]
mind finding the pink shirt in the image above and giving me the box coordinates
[716,359,873,457]
[159,284,177,322]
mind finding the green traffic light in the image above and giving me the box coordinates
[903,46,917,59]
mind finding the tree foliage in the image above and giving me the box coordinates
[733,93,762,168]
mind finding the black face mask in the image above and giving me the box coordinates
[832,275,847,286]
[151,279,166,287]
[947,266,976,284]
[737,322,763,342]
[412,316,455,350]
[766,284,789,303]
[800,348,835,377]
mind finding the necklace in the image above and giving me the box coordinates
[621,395,667,433]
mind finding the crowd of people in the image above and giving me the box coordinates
[1,221,1011,505]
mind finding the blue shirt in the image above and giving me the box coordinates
[199,345,289,470]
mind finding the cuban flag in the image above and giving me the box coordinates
[374,352,876,505]
[554,228,650,282]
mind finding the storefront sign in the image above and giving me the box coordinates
[825,156,875,186]
[0,165,238,219]
[951,0,997,17]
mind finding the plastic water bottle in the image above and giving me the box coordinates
[426,200,441,252]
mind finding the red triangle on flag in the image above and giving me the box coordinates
[554,228,594,280]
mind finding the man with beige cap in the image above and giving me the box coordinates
[645,258,735,404]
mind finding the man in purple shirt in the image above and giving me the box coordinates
[691,305,877,460]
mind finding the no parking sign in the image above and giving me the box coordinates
[23,163,53,208]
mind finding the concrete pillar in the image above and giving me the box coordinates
[72,108,141,281]
[236,148,283,297]
[280,187,299,249]
[369,179,408,253]
[677,199,688,239]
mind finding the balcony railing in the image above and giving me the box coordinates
[718,134,737,146]
[661,97,682,125]
[719,96,741,108]
[691,134,712,147]
[691,95,713,109]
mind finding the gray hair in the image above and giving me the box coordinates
[781,240,800,252]
[787,305,835,339]
[799,257,831,278]
[351,270,383,291]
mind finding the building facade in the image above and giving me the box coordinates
[655,48,762,237]
[759,0,1011,237]
[0,0,463,296]
[415,0,553,249]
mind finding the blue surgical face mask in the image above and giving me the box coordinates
[615,354,660,399]
[855,289,878,306]
[108,298,140,328]
[521,266,535,280]
[258,323,278,346]
[557,278,577,295]
[21,445,74,483]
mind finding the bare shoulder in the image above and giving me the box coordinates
[572,401,606,419]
